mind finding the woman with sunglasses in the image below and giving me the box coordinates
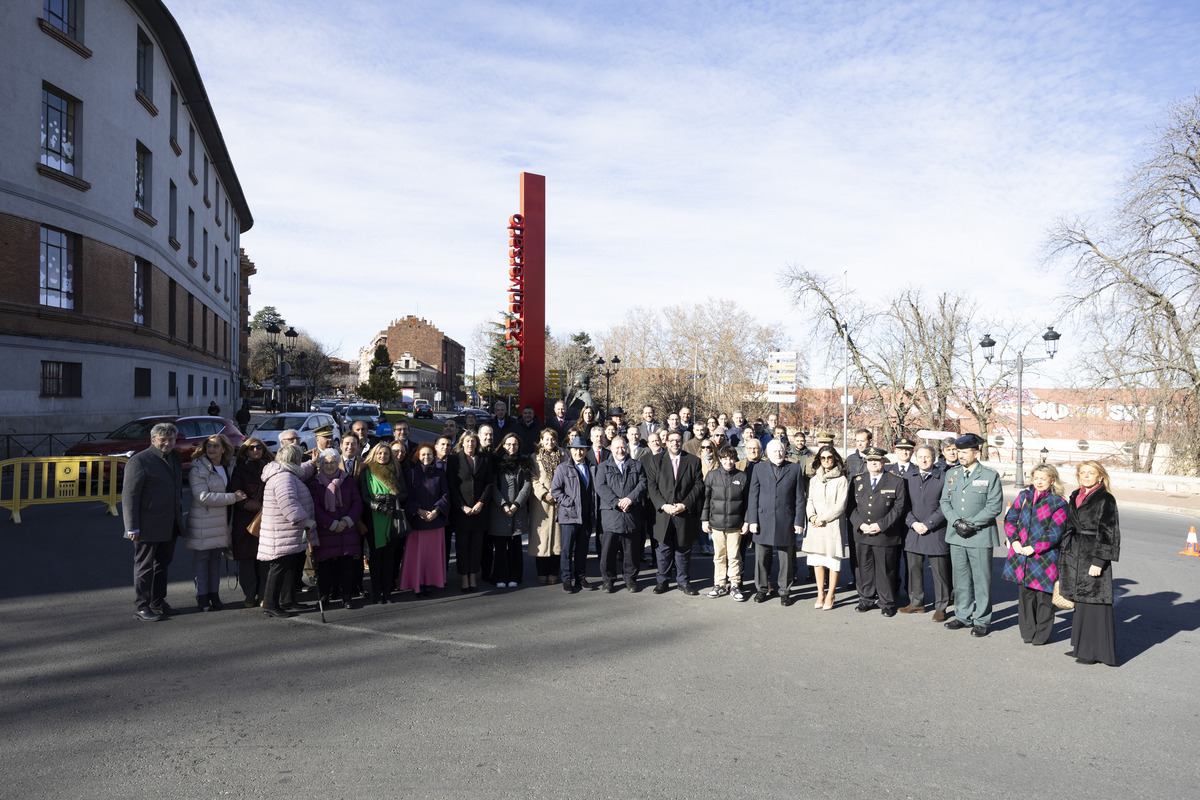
[802,445,849,609]
[230,437,273,607]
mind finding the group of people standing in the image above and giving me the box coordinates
[121,402,1121,665]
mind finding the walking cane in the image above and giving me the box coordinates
[304,528,326,623]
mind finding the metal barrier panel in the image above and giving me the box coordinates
[0,456,128,523]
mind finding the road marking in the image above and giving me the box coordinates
[289,616,496,649]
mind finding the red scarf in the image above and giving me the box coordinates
[1076,483,1100,507]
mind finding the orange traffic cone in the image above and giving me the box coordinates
[1180,526,1200,557]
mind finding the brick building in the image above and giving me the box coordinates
[0,0,253,439]
[372,316,465,407]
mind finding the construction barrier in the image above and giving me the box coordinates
[0,456,128,523]
[1181,525,1200,557]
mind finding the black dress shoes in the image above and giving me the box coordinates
[602,581,616,593]
[562,579,574,593]
[151,601,175,616]
[134,609,162,622]
[653,583,669,594]
[881,608,896,617]
[753,591,769,603]
[263,606,295,618]
[855,603,873,613]
[944,619,969,630]
[681,584,699,596]
[970,626,989,637]
[780,595,795,607]
[626,583,640,593]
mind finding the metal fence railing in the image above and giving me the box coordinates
[1,431,110,460]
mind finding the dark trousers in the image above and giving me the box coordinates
[490,535,524,584]
[535,555,557,577]
[855,542,900,611]
[263,552,303,610]
[1017,585,1056,645]
[906,551,951,610]
[754,543,796,597]
[560,522,590,583]
[133,537,177,611]
[655,524,692,587]
[601,531,639,586]
[316,555,357,602]
[841,508,858,585]
[237,557,268,602]
[368,539,398,600]
[456,528,485,577]
[481,530,494,582]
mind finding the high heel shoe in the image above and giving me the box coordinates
[814,593,825,609]
[823,595,835,610]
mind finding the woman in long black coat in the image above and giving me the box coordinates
[1059,460,1121,666]
[448,431,493,593]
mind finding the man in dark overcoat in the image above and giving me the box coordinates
[122,422,185,621]
[647,430,704,595]
[850,446,908,616]
[595,436,648,593]
[900,444,950,618]
[746,440,807,606]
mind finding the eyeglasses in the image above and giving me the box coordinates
[280,437,299,443]
[247,444,264,451]
[820,455,835,461]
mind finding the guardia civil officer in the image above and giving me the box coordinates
[939,433,1003,637]
[849,447,908,616]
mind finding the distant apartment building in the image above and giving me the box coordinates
[0,0,253,437]
[362,316,464,407]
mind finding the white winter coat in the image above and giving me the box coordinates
[185,456,237,551]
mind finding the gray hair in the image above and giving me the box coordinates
[276,443,305,465]
[914,444,937,460]
[150,422,177,440]
[318,448,340,463]
[765,440,785,459]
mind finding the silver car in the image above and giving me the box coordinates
[253,412,341,452]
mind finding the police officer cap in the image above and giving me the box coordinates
[863,446,888,460]
[815,431,835,444]
[314,424,335,438]
[893,437,916,449]
[567,436,590,449]
[954,433,985,449]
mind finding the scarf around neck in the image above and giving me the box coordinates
[367,460,402,495]
[316,467,346,513]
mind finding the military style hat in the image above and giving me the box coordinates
[863,446,888,460]
[893,437,916,450]
[954,432,985,449]
[815,431,835,444]
[314,424,335,439]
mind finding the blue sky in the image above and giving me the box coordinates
[171,0,1200,377]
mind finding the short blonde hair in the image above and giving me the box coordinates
[1029,464,1065,497]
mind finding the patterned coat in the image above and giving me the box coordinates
[1001,487,1068,592]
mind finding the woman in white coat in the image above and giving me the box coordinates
[186,434,245,611]
[802,446,848,610]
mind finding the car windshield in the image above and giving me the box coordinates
[346,406,378,416]
[257,415,309,431]
[108,419,163,439]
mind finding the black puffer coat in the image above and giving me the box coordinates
[702,465,750,531]
[1059,487,1120,604]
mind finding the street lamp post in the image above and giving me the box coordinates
[470,358,477,408]
[595,356,621,417]
[265,323,299,412]
[979,325,1062,486]
[484,367,496,411]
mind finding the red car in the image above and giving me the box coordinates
[65,415,246,470]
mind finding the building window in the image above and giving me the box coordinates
[133,257,150,325]
[188,374,194,396]
[168,181,178,240]
[168,278,177,337]
[188,124,196,179]
[134,367,152,397]
[214,245,220,289]
[202,305,208,351]
[202,154,209,202]
[44,0,77,39]
[135,142,151,211]
[187,293,194,344]
[39,225,76,309]
[202,376,208,396]
[202,229,209,278]
[169,85,179,146]
[168,370,177,397]
[41,360,82,397]
[136,28,152,95]
[187,208,195,263]
[214,180,221,223]
[41,85,77,175]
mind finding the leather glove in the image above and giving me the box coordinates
[953,518,977,538]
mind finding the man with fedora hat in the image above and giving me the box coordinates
[849,445,908,616]
[939,433,1003,636]
[550,435,600,593]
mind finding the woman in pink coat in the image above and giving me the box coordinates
[258,443,316,618]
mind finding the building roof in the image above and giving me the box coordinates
[133,0,253,231]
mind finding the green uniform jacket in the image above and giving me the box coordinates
[939,462,1003,548]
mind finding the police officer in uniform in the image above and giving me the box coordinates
[939,433,1003,637]
[306,424,336,461]
[849,446,908,616]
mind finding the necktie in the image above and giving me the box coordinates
[672,457,679,478]
[871,477,878,489]
[577,463,588,486]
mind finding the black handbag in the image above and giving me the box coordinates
[369,493,397,517]
[391,512,411,540]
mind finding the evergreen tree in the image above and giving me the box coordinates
[250,306,286,331]
[356,344,399,405]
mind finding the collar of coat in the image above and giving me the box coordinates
[367,460,403,494]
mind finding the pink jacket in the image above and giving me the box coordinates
[257,461,317,561]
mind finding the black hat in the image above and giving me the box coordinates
[863,446,888,460]
[610,406,625,416]
[955,433,985,449]
[893,437,916,450]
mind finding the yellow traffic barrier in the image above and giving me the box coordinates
[0,456,128,523]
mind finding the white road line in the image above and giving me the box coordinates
[289,616,496,649]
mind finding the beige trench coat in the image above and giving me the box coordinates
[528,456,563,557]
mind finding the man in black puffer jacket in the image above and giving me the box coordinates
[701,446,751,601]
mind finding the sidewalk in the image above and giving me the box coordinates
[1000,478,1200,518]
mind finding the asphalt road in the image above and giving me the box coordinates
[2,499,1198,799]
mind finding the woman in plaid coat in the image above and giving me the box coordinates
[1002,464,1068,645]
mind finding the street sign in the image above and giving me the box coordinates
[768,383,798,393]
[766,393,798,403]
[769,350,799,361]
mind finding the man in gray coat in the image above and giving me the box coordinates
[121,422,185,621]
[747,440,807,606]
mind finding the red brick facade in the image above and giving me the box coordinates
[378,315,465,403]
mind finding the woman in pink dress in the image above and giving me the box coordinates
[399,442,450,595]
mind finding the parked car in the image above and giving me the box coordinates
[64,415,246,470]
[412,400,434,419]
[253,412,341,452]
